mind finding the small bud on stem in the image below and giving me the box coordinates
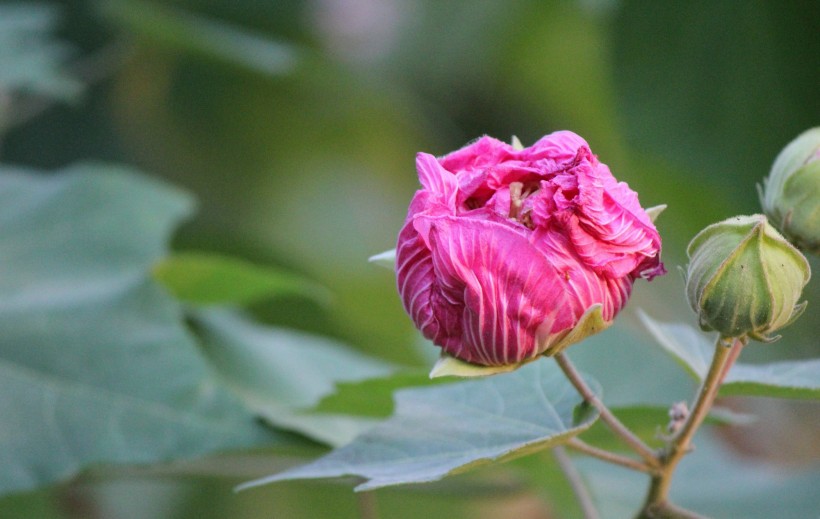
[760,127,820,255]
[685,214,810,343]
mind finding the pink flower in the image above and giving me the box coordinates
[396,131,665,367]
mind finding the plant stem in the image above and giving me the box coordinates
[635,502,709,519]
[356,490,379,519]
[636,338,743,518]
[554,353,659,468]
[554,446,600,519]
[715,338,744,386]
[567,438,654,473]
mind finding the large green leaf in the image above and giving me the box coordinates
[639,312,820,399]
[0,3,81,101]
[153,251,331,307]
[0,165,281,496]
[316,375,753,456]
[314,370,443,418]
[238,360,601,491]
[192,309,395,446]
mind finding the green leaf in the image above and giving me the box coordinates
[722,361,820,398]
[192,309,395,446]
[96,0,299,77]
[153,252,331,307]
[238,360,601,491]
[639,311,820,399]
[317,372,693,441]
[0,165,284,496]
[314,370,446,418]
[0,4,82,100]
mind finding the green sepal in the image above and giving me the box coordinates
[542,304,610,357]
[429,352,520,378]
[645,204,667,223]
[368,248,396,270]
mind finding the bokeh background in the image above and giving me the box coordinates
[1,0,818,517]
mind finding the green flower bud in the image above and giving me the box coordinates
[686,215,810,343]
[760,127,820,255]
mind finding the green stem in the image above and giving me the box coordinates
[635,502,709,519]
[554,446,600,519]
[567,438,654,473]
[636,338,744,518]
[356,490,379,519]
[554,353,660,468]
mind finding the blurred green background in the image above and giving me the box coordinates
[1,0,818,517]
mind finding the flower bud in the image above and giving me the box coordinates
[396,131,665,372]
[760,127,820,254]
[686,215,810,342]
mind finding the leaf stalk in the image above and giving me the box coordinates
[554,353,660,468]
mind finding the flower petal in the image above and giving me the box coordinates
[424,216,577,366]
[439,136,514,176]
[396,220,438,342]
[416,153,458,210]
[566,159,664,279]
[524,130,590,165]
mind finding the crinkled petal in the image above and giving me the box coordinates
[531,227,633,321]
[524,131,590,165]
[416,153,458,210]
[567,160,664,279]
[439,136,515,176]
